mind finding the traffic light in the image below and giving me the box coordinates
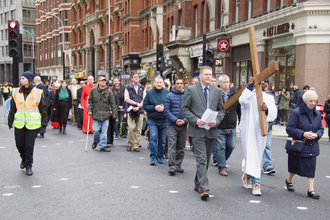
[8,20,20,58]
[205,48,214,67]
[156,44,164,72]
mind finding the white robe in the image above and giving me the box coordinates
[239,89,277,179]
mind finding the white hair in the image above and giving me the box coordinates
[303,90,318,102]
[34,76,41,83]
[219,74,229,82]
[88,76,94,80]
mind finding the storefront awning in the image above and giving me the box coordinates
[147,68,172,82]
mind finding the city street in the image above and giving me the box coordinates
[1,106,330,219]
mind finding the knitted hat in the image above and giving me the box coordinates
[21,71,34,82]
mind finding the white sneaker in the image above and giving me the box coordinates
[252,183,262,196]
[241,173,252,189]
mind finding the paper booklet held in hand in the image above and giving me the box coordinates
[198,108,218,130]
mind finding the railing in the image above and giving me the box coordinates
[123,13,130,21]
[139,6,150,16]
[22,17,36,24]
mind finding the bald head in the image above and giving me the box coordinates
[34,76,41,85]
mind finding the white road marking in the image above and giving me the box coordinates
[297,206,308,210]
[41,146,47,148]
[209,195,215,198]
[95,182,104,185]
[249,200,261,204]
[2,193,13,196]
[0,147,5,149]
[32,185,42,188]
[169,190,179,193]
[130,186,140,189]
[139,157,145,160]
[80,139,85,142]
[325,176,330,178]
[60,178,69,181]
[68,141,74,144]
[55,143,61,145]
[226,165,230,168]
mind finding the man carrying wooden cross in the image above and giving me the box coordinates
[238,27,277,196]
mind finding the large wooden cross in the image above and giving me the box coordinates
[224,27,279,136]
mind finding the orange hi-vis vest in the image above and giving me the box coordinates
[12,87,42,130]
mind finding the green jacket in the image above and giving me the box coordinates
[279,91,290,110]
[88,86,118,122]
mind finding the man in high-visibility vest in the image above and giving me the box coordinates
[8,71,48,176]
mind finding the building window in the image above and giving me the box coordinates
[65,33,69,42]
[266,35,296,91]
[248,0,253,19]
[64,11,69,26]
[58,37,61,65]
[195,6,198,37]
[178,9,182,26]
[267,0,271,11]
[233,60,253,90]
[236,0,240,22]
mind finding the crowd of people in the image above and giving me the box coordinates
[3,67,327,201]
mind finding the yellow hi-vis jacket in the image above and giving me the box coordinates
[12,87,42,130]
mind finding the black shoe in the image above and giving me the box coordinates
[100,147,111,152]
[263,167,276,175]
[40,133,44,138]
[285,179,294,192]
[169,168,176,176]
[213,160,218,166]
[63,130,67,135]
[59,128,62,133]
[176,167,184,173]
[26,167,33,176]
[92,142,98,149]
[20,161,25,169]
[308,191,320,199]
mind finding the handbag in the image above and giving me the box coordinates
[285,137,306,153]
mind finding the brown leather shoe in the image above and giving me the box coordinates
[219,170,228,176]
[126,145,132,151]
[133,148,140,152]
[201,191,209,200]
[194,186,201,193]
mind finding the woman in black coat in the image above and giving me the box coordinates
[323,95,330,141]
[285,90,324,199]
[54,80,72,134]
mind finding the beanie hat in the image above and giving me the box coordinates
[21,71,34,82]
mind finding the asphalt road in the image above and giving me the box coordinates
[1,110,330,219]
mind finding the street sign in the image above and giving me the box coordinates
[217,39,230,53]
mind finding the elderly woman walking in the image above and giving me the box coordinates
[285,90,324,199]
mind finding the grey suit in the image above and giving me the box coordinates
[181,83,225,192]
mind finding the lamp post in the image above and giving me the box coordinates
[108,0,112,80]
[40,10,65,80]
[22,29,35,76]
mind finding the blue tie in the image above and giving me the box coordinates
[204,87,208,107]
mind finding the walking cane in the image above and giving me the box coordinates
[85,114,91,152]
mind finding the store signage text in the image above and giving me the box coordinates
[263,23,293,37]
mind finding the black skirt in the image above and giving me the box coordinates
[58,100,70,123]
[288,154,316,178]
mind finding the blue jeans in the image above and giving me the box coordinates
[247,174,260,184]
[92,119,109,149]
[263,130,272,171]
[214,128,236,171]
[147,118,166,160]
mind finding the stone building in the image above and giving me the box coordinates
[0,0,37,83]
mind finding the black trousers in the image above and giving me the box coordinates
[15,127,39,167]
[77,108,84,129]
[107,116,115,144]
